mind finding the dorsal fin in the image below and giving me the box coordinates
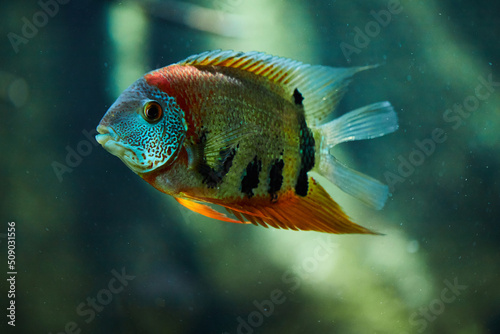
[178,50,376,125]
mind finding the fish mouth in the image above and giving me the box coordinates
[95,124,145,172]
[96,124,114,145]
[95,125,128,157]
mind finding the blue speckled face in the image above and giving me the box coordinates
[96,78,187,174]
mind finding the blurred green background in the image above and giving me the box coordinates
[1,0,499,333]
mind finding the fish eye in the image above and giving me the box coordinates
[142,101,163,123]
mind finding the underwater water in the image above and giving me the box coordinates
[1,0,499,333]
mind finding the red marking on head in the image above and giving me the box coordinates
[144,67,175,97]
[144,65,202,140]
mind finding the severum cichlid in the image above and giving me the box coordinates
[96,50,398,234]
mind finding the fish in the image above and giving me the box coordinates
[96,50,398,234]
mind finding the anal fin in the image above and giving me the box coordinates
[203,177,379,235]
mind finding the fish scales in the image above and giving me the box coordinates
[147,64,304,201]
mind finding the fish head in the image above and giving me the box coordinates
[96,78,187,174]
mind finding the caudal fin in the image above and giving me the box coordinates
[315,102,398,210]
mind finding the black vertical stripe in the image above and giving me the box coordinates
[268,159,284,201]
[293,88,304,105]
[241,156,262,198]
[295,115,315,196]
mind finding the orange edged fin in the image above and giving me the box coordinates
[211,177,380,234]
[174,197,250,224]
